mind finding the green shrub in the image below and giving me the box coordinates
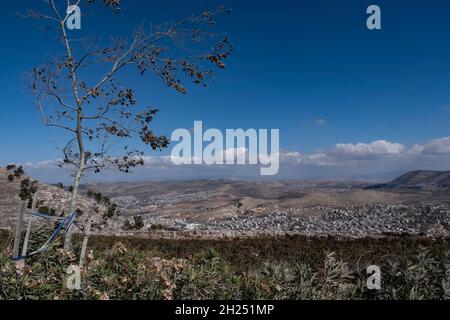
[103,203,118,219]
[1,240,449,300]
[13,166,25,178]
[174,249,242,300]
[38,206,49,214]
[133,216,144,230]
[122,216,145,230]
[18,178,37,201]
[149,224,166,231]
[6,164,16,171]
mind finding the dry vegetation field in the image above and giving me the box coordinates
[1,230,449,300]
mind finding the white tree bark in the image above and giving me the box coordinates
[64,156,84,250]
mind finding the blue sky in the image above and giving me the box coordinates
[1,0,450,182]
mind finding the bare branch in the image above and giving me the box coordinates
[18,9,60,23]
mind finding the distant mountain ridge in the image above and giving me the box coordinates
[368,170,450,191]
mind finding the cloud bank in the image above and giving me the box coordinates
[18,136,450,183]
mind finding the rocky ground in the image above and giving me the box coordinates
[116,203,449,238]
[0,168,107,230]
[203,204,450,237]
[90,179,450,238]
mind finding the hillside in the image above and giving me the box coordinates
[0,168,106,230]
[369,170,450,191]
[80,179,415,220]
[1,168,449,238]
[391,170,450,189]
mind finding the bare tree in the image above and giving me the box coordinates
[25,0,232,250]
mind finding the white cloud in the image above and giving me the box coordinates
[315,118,327,126]
[24,159,64,169]
[17,136,450,182]
[330,140,405,158]
[421,137,450,155]
[294,152,331,166]
[408,144,425,155]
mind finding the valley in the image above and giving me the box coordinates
[1,168,449,239]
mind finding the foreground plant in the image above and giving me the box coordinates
[1,241,449,300]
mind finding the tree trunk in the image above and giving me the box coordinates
[63,156,85,251]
